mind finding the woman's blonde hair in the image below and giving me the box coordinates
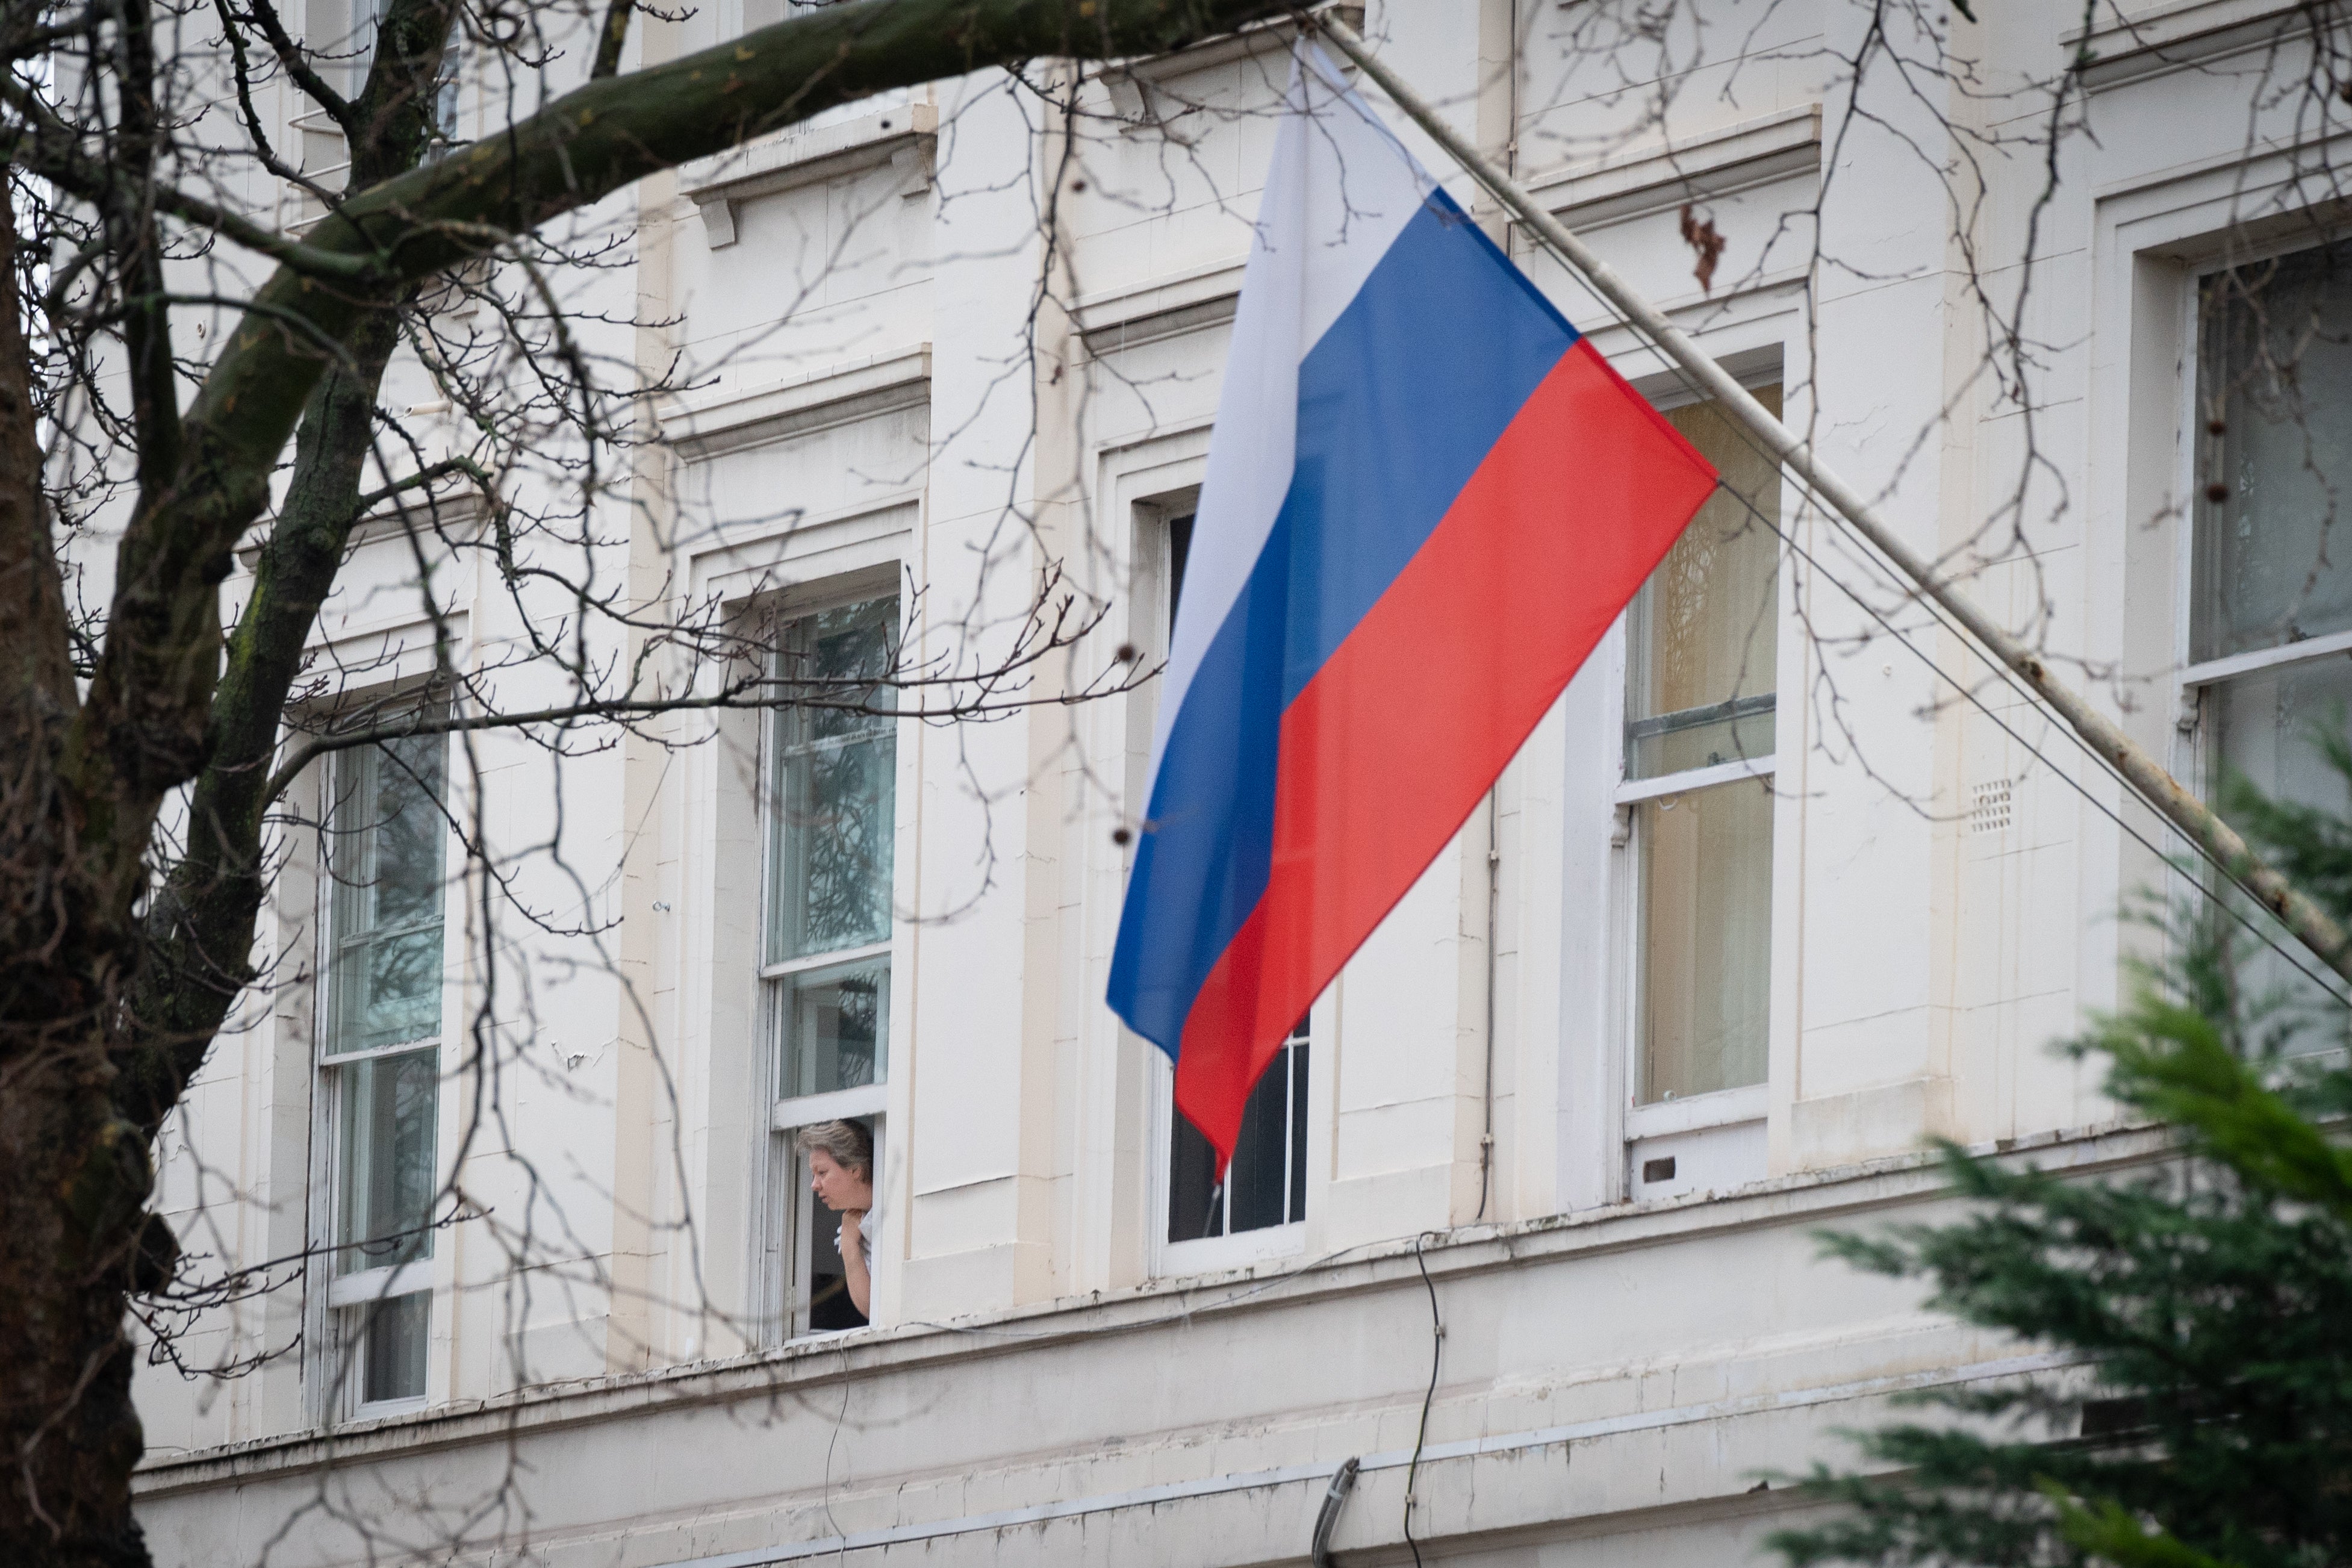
[795,1119,873,1180]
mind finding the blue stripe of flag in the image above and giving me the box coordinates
[1109,188,1579,1059]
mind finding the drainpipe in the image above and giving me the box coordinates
[1310,1456,1361,1566]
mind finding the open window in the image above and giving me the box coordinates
[762,593,897,1335]
[2185,241,2352,1017]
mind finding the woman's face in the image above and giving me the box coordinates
[808,1149,873,1213]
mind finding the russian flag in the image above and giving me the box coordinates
[1109,48,1720,1166]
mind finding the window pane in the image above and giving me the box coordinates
[356,1292,429,1404]
[334,926,444,1057]
[1167,1101,1223,1243]
[1168,513,1195,621]
[1628,391,1782,780]
[1226,1038,1304,1233]
[2214,657,2352,811]
[326,733,447,1057]
[1287,1042,1308,1225]
[1638,778,1773,1103]
[1166,1021,1306,1243]
[780,957,888,1101]
[337,1047,440,1275]
[1225,1074,1289,1234]
[2195,243,2352,662]
[367,734,446,925]
[768,598,898,964]
[2211,658,2352,1032]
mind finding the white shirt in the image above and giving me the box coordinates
[836,1189,878,1277]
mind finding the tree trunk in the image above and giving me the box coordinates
[5,5,450,1560]
[0,149,155,1568]
[0,1049,153,1568]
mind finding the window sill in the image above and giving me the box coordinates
[344,1395,427,1425]
[1157,1220,1305,1279]
[787,1323,873,1346]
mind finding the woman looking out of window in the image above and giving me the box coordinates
[798,1120,875,1319]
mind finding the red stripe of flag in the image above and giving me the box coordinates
[1174,340,1720,1157]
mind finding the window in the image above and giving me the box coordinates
[319,728,447,1413]
[308,0,459,138]
[2188,243,2352,1004]
[1618,388,1781,1195]
[724,0,907,134]
[1144,509,1316,1268]
[763,594,897,1336]
[741,0,860,29]
[1167,1017,1309,1243]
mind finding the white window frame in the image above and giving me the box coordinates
[2173,233,2352,782]
[306,727,453,1423]
[764,1036,887,1342]
[753,586,899,1341]
[1612,768,1778,1151]
[1148,997,1330,1278]
[1608,376,1787,1195]
[763,944,888,1340]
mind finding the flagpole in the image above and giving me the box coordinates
[1310,14,2352,988]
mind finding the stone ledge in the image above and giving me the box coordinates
[1519,104,1823,232]
[2068,0,2312,91]
[677,104,936,249]
[662,346,932,461]
[1074,256,1246,358]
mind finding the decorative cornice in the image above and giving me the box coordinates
[1074,255,1248,358]
[662,346,932,461]
[1094,4,1361,137]
[2068,1,2317,92]
[1519,104,1823,231]
[676,104,936,249]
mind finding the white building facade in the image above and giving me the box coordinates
[129,1,2352,1563]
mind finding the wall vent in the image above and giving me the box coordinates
[1970,778,2013,835]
